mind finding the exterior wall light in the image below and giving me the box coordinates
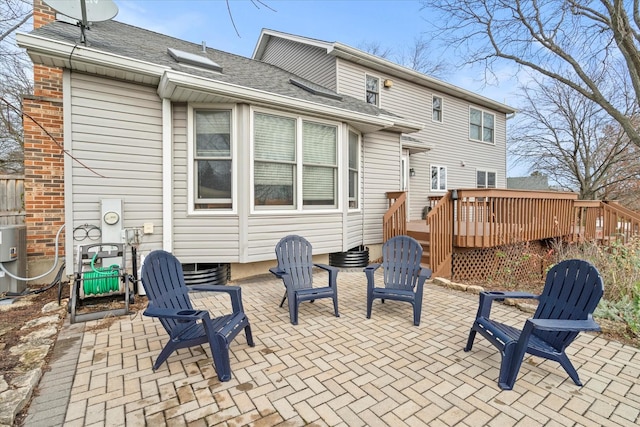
[409,168,416,177]
[384,79,393,88]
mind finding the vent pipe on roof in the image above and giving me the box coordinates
[202,41,206,52]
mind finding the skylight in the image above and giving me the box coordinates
[167,48,222,73]
[290,78,342,100]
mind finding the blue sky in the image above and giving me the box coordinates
[110,0,525,175]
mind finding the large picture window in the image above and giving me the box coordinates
[254,111,338,209]
[431,165,447,191]
[194,110,232,209]
[303,122,337,206]
[254,113,296,207]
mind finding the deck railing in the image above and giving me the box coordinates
[570,200,640,244]
[427,189,578,277]
[426,192,454,277]
[383,191,407,242]
[387,188,639,278]
[451,189,578,247]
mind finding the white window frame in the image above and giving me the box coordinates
[432,95,443,123]
[469,106,495,144]
[348,130,361,211]
[365,74,380,107]
[250,107,342,214]
[476,170,497,189]
[187,104,237,215]
[430,165,447,192]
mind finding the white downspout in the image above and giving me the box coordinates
[162,98,173,251]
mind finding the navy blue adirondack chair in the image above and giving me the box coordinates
[464,259,603,390]
[269,235,339,325]
[364,235,432,326]
[142,250,254,382]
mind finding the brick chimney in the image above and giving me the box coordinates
[23,0,65,279]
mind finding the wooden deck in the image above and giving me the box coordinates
[388,189,640,278]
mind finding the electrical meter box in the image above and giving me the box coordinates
[0,225,27,293]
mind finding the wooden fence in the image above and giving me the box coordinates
[0,175,25,226]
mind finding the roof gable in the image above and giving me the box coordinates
[254,28,515,114]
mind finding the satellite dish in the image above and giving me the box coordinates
[43,0,119,44]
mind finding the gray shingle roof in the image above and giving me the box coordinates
[29,20,396,119]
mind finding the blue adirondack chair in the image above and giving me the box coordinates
[141,250,254,382]
[364,235,432,326]
[269,235,339,325]
[464,259,603,390]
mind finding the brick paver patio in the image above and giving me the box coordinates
[24,271,640,426]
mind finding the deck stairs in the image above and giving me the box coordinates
[406,221,431,268]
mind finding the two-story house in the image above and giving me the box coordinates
[18,2,513,282]
[253,30,515,221]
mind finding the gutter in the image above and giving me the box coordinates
[158,70,422,133]
[16,32,169,79]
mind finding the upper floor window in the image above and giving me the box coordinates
[432,95,443,122]
[469,107,495,143]
[365,75,379,106]
[253,111,338,210]
[477,170,496,188]
[431,165,447,191]
[194,109,232,209]
[348,131,360,209]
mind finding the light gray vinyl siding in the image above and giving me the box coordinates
[337,59,507,220]
[346,211,364,249]
[69,73,163,254]
[261,37,337,90]
[171,104,241,263]
[362,131,401,245]
[336,58,368,103]
[246,214,344,262]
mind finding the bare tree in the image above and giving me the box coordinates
[359,36,450,78]
[1,0,32,174]
[509,76,640,200]
[358,41,394,60]
[421,0,640,148]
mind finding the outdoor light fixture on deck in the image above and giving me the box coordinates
[410,168,416,177]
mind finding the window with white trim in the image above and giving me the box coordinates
[432,95,443,122]
[477,170,497,188]
[365,74,380,106]
[431,165,447,191]
[302,121,337,206]
[253,111,338,209]
[469,107,495,143]
[348,131,360,209]
[194,109,232,209]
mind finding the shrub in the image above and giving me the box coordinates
[550,237,640,340]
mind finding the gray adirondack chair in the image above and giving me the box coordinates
[142,250,254,382]
[269,235,339,325]
[464,259,604,390]
[364,235,432,326]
